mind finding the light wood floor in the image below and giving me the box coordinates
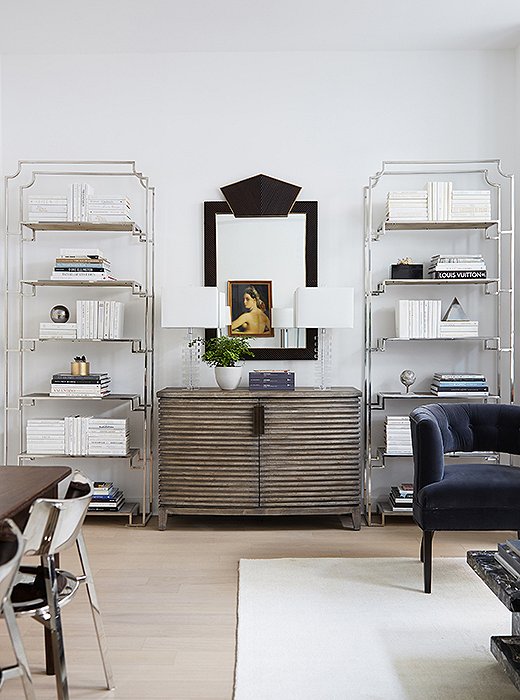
[0,515,513,699]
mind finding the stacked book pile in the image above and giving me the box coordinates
[385,416,413,455]
[439,319,479,338]
[88,482,126,513]
[388,483,414,512]
[431,373,489,397]
[27,196,69,222]
[39,322,77,339]
[76,300,124,339]
[495,539,520,579]
[451,190,491,221]
[26,419,65,454]
[249,370,295,391]
[51,248,114,281]
[88,419,129,456]
[50,372,111,397]
[88,196,132,223]
[386,191,428,222]
[428,254,487,280]
[395,299,441,338]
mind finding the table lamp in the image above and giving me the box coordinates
[271,307,294,348]
[161,286,220,389]
[294,287,355,390]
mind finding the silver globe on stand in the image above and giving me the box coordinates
[399,369,416,394]
[50,305,70,323]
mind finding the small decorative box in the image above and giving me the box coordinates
[391,264,423,280]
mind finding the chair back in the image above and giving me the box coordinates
[22,471,93,557]
[0,519,24,609]
[413,403,520,455]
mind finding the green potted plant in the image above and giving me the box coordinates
[192,335,254,390]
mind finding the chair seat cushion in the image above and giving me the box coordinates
[414,462,520,531]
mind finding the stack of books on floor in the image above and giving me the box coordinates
[39,322,77,339]
[450,190,491,221]
[51,248,114,281]
[88,482,126,513]
[26,196,69,222]
[386,191,428,222]
[88,196,132,223]
[50,372,111,397]
[88,419,129,456]
[430,373,489,397]
[428,254,487,280]
[395,299,441,338]
[388,483,414,512]
[495,539,520,579]
[26,419,65,454]
[249,370,295,391]
[76,300,124,339]
[385,416,413,455]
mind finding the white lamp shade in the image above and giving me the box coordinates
[219,293,232,327]
[294,287,354,328]
[161,286,220,328]
[271,307,295,328]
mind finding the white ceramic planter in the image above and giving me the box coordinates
[215,366,242,391]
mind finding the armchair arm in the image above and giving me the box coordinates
[410,406,445,493]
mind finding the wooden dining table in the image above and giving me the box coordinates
[0,464,72,674]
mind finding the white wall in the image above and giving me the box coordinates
[0,50,516,506]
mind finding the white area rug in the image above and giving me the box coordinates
[234,557,519,700]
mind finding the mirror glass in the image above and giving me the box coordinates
[204,200,318,360]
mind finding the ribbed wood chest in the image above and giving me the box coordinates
[157,387,362,530]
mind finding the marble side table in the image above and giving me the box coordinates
[467,550,520,692]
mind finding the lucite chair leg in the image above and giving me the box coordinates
[3,600,36,700]
[44,554,70,700]
[76,532,115,690]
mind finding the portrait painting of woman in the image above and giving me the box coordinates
[228,281,274,337]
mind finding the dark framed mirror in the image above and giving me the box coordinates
[203,175,318,360]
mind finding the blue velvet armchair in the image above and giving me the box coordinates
[409,403,520,593]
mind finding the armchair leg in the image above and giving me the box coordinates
[422,531,434,594]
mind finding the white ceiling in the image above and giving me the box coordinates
[1,0,520,54]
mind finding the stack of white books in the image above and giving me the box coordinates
[428,254,487,280]
[69,183,93,221]
[439,320,479,338]
[26,419,65,454]
[39,322,78,339]
[27,196,69,222]
[385,416,413,455]
[64,416,91,455]
[76,300,124,339]
[88,196,132,223]
[395,300,442,338]
[51,248,114,281]
[451,190,491,221]
[386,191,428,221]
[87,418,129,456]
[50,372,111,397]
[427,181,452,220]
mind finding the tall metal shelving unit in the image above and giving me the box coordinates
[3,160,155,526]
[364,160,514,526]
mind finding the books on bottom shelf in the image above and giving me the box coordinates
[388,485,413,512]
[88,482,126,512]
[384,416,413,455]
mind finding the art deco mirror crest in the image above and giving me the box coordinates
[204,174,318,360]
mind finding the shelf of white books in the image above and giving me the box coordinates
[18,447,140,463]
[376,219,498,236]
[374,278,498,294]
[372,391,500,409]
